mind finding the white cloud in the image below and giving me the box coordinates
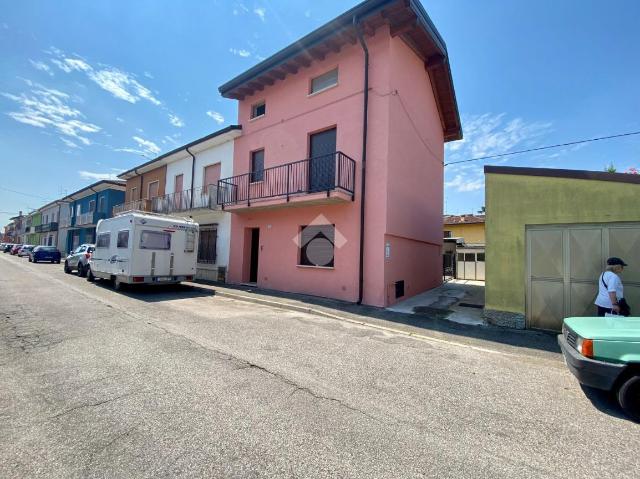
[132,136,161,155]
[445,175,484,193]
[29,60,53,76]
[47,49,161,106]
[233,2,249,15]
[60,137,79,148]
[304,10,311,18]
[253,7,266,22]
[115,117,124,122]
[2,84,101,146]
[206,110,225,125]
[78,170,120,181]
[229,48,251,58]
[144,71,154,79]
[169,114,184,127]
[444,112,552,196]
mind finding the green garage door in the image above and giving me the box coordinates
[526,223,640,331]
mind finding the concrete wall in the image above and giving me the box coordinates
[445,223,485,244]
[125,165,167,202]
[228,26,393,305]
[382,34,445,305]
[485,173,640,315]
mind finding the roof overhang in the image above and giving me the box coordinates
[63,180,126,202]
[484,166,640,185]
[218,0,461,142]
[118,125,242,180]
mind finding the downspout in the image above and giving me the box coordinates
[354,16,369,305]
[186,146,196,210]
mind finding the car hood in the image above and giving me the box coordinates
[564,316,640,342]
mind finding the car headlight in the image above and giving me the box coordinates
[575,337,594,358]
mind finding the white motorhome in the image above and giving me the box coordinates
[88,211,199,289]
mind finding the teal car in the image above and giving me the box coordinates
[558,317,640,421]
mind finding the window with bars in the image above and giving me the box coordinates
[197,227,217,264]
[251,101,266,119]
[299,224,335,267]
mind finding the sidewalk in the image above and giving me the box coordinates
[188,280,560,361]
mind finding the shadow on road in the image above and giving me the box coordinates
[579,385,631,422]
[199,282,561,356]
[89,279,215,303]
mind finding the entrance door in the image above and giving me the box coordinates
[527,223,640,331]
[249,228,260,283]
[309,128,336,192]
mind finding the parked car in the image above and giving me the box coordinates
[29,246,61,264]
[17,245,34,257]
[3,243,15,253]
[10,244,23,255]
[64,244,95,276]
[87,212,197,290]
[559,316,640,421]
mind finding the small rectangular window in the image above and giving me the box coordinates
[465,253,476,262]
[98,196,106,212]
[117,230,129,248]
[251,150,264,182]
[310,68,338,95]
[89,200,96,212]
[140,230,171,250]
[477,253,485,262]
[444,230,452,238]
[457,253,464,262]
[185,229,196,253]
[251,101,266,119]
[96,233,110,248]
[299,224,335,267]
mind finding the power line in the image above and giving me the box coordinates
[444,130,640,167]
[0,186,53,201]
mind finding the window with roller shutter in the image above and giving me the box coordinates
[299,224,335,267]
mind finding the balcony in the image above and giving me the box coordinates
[217,151,356,211]
[75,211,106,226]
[35,222,59,233]
[112,185,219,217]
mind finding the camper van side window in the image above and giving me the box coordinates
[117,230,129,248]
[140,230,171,250]
[96,233,110,248]
[185,230,196,253]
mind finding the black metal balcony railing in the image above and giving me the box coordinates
[153,185,219,214]
[35,222,59,233]
[217,151,356,207]
[112,185,219,216]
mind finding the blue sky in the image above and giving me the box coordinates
[1,0,639,226]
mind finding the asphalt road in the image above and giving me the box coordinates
[0,253,638,478]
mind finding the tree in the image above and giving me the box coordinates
[605,163,617,173]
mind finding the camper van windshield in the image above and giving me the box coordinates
[140,230,171,250]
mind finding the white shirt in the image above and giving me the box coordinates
[595,271,624,309]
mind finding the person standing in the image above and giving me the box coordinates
[595,257,630,317]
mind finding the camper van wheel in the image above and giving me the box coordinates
[114,277,126,291]
[87,267,95,282]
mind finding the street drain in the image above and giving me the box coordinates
[459,303,484,309]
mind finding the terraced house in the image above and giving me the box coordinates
[115,126,241,282]
[38,201,62,247]
[58,180,125,253]
[217,0,461,306]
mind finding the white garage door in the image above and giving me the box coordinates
[526,223,640,331]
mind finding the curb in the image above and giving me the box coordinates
[207,287,513,356]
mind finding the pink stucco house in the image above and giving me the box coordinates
[217,0,461,307]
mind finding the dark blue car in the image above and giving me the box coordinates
[29,246,62,264]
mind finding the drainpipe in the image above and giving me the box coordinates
[354,16,369,305]
[186,146,196,210]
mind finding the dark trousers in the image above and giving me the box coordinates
[597,306,614,317]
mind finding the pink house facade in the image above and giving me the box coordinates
[218,0,461,307]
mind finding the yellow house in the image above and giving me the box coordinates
[484,166,640,331]
[443,214,485,245]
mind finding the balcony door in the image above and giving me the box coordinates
[309,128,336,193]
